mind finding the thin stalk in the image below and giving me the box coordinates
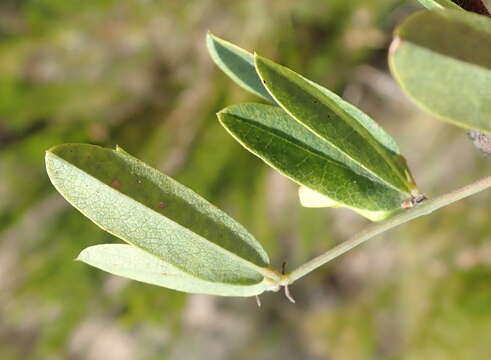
[287,175,491,284]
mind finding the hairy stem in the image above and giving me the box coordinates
[287,175,491,284]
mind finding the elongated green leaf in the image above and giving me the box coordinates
[389,9,491,134]
[206,32,275,103]
[254,54,418,196]
[46,144,276,287]
[218,103,406,221]
[78,244,270,296]
[416,0,462,10]
[208,36,421,220]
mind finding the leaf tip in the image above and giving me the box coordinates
[44,149,52,161]
[206,30,215,44]
[75,248,90,263]
[206,31,220,59]
[45,144,64,156]
[206,31,226,54]
[216,111,230,129]
[216,105,235,121]
[206,30,222,43]
[45,145,64,172]
[216,109,225,120]
[115,145,131,156]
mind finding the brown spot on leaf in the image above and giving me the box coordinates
[158,201,166,209]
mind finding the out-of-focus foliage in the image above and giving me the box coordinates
[390,9,491,134]
[1,0,491,359]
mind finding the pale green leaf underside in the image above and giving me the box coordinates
[218,103,404,220]
[46,144,270,286]
[206,32,275,103]
[78,244,269,296]
[254,54,417,195]
[416,0,462,10]
[390,9,491,134]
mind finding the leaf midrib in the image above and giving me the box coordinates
[220,113,402,208]
[46,152,269,283]
[303,76,412,194]
[80,244,271,294]
[254,58,410,195]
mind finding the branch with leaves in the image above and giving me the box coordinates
[46,2,491,304]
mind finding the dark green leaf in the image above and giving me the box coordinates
[254,54,417,196]
[218,103,407,221]
[206,32,275,103]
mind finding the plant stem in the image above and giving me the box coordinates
[287,175,491,284]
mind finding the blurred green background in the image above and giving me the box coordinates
[1,0,491,359]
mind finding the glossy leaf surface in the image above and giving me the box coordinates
[389,9,491,134]
[46,144,273,286]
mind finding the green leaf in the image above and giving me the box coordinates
[218,103,407,221]
[415,0,462,10]
[78,244,270,296]
[206,32,275,103]
[46,143,279,289]
[207,36,421,220]
[389,9,491,134]
[254,54,418,196]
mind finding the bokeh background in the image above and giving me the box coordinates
[1,0,491,359]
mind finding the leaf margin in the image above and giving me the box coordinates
[45,143,280,286]
[77,244,273,297]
